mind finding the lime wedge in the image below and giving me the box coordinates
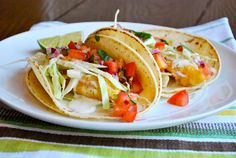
[58,32,82,47]
[37,31,82,49]
[37,36,60,49]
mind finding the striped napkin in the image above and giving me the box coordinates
[0,17,235,158]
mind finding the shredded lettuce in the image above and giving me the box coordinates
[57,59,126,91]
[62,78,78,97]
[47,63,62,99]
[67,69,83,79]
[89,67,127,91]
[73,59,107,68]
[57,59,96,75]
[58,69,66,91]
[42,58,66,100]
[97,75,110,109]
[181,44,194,53]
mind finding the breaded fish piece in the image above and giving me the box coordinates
[75,75,120,100]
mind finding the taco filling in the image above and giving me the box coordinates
[124,29,219,91]
[148,41,216,87]
[27,39,154,122]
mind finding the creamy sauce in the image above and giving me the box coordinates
[68,95,101,114]
[143,36,156,47]
[172,59,193,68]
[210,67,217,74]
[192,53,201,64]
[182,48,192,59]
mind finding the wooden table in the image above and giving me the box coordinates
[0,0,235,40]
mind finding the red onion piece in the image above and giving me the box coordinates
[50,49,60,58]
[100,60,104,65]
[151,48,160,54]
[46,48,52,54]
[198,60,205,68]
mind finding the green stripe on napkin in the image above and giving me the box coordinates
[0,139,235,158]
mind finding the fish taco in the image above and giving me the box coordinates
[143,28,221,97]
[93,25,220,99]
[88,27,162,99]
[26,32,160,122]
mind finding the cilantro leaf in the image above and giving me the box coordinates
[87,54,95,63]
[128,94,137,105]
[161,39,169,45]
[134,31,152,41]
[95,35,100,42]
[98,50,110,60]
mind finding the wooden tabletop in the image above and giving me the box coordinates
[0,0,235,40]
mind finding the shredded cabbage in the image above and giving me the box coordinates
[62,78,78,97]
[57,59,126,91]
[48,62,63,99]
[97,75,110,109]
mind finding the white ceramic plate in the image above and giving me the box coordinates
[0,22,236,131]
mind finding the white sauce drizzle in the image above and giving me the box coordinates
[68,95,101,114]
[172,59,193,68]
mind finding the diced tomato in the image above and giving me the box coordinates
[80,45,88,51]
[130,78,143,94]
[152,54,168,71]
[176,45,183,52]
[167,90,189,106]
[155,42,165,49]
[113,92,130,117]
[122,104,137,122]
[199,63,212,79]
[113,104,129,117]
[68,41,77,49]
[104,61,118,74]
[113,91,138,122]
[114,91,130,106]
[67,49,86,60]
[125,62,136,77]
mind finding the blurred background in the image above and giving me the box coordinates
[0,0,235,40]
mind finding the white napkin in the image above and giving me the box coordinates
[183,17,236,50]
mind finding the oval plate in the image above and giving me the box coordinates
[0,22,236,131]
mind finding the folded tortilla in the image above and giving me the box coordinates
[145,28,221,96]
[26,33,159,120]
[88,27,162,100]
[92,26,220,97]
